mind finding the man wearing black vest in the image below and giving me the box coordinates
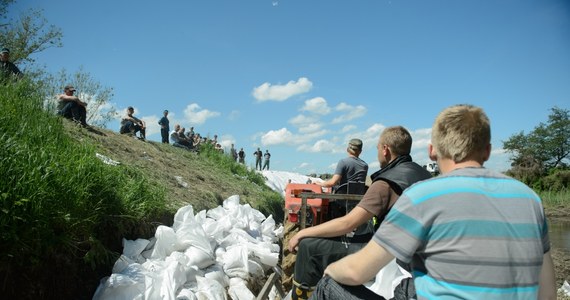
[287,126,432,300]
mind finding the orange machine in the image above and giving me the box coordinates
[284,183,342,227]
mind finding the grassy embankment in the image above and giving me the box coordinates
[0,81,283,299]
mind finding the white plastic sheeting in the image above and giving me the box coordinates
[93,195,283,300]
[260,170,323,197]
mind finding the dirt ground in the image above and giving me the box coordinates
[547,205,570,296]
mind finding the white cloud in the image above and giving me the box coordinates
[298,123,323,133]
[332,102,367,124]
[289,114,313,127]
[410,128,432,151]
[228,110,240,121]
[183,103,220,125]
[301,97,331,115]
[141,115,160,137]
[297,162,310,169]
[297,139,337,153]
[219,135,236,150]
[487,148,512,173]
[261,128,295,146]
[252,77,313,102]
[345,123,385,151]
[341,125,356,133]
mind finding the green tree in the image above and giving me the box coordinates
[503,106,570,171]
[0,0,63,67]
[45,67,118,128]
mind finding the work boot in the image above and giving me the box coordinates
[292,280,314,300]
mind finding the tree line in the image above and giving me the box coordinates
[503,106,569,191]
[1,0,117,128]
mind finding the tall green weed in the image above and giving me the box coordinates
[0,80,167,298]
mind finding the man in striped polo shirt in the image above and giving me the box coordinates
[315,104,556,300]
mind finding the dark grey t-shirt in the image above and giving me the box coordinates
[334,156,368,187]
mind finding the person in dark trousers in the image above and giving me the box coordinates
[288,129,432,300]
[0,48,22,82]
[230,144,238,162]
[262,149,271,170]
[120,106,146,140]
[254,147,263,170]
[158,110,170,144]
[238,148,245,164]
[316,106,556,300]
[58,85,88,127]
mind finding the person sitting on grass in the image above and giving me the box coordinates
[169,124,193,150]
[58,85,88,127]
[120,106,146,140]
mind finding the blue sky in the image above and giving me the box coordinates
[11,0,570,174]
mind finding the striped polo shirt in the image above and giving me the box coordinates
[374,167,549,300]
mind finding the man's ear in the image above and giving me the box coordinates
[428,144,437,161]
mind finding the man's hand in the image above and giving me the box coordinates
[288,232,303,253]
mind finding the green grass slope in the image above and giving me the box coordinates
[0,81,283,299]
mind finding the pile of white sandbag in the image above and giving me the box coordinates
[93,195,284,300]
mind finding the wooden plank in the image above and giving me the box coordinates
[298,192,363,229]
[257,272,279,300]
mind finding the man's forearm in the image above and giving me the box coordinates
[325,241,394,285]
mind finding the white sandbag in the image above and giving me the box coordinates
[151,226,177,259]
[195,209,207,223]
[184,246,215,269]
[112,254,136,274]
[246,220,262,240]
[195,276,227,300]
[204,263,230,288]
[166,250,190,266]
[560,280,570,296]
[273,225,284,239]
[228,277,255,300]
[141,259,186,300]
[176,219,213,254]
[364,258,411,299]
[260,215,276,241]
[222,195,241,211]
[247,259,264,278]
[141,237,156,260]
[229,228,260,244]
[123,238,150,261]
[214,246,226,264]
[167,251,203,283]
[176,288,197,300]
[141,260,165,299]
[212,215,234,240]
[223,245,249,279]
[173,205,195,232]
[242,203,266,223]
[92,264,146,300]
[247,243,279,267]
[206,206,226,221]
[160,260,187,300]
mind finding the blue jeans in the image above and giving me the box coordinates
[120,121,145,138]
[59,101,87,126]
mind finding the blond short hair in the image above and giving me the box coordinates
[379,126,412,156]
[432,104,491,163]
